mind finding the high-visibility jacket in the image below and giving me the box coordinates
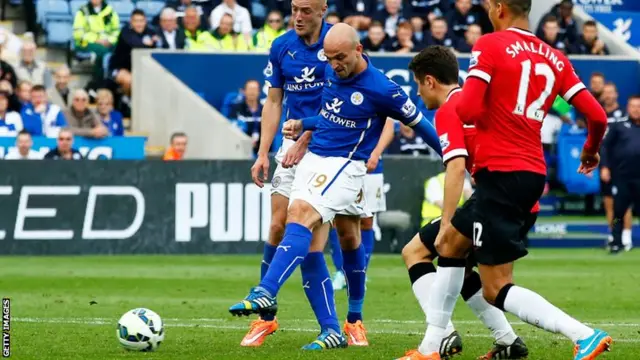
[211,30,252,51]
[73,3,120,47]
[185,29,217,51]
[253,25,286,52]
[421,172,466,226]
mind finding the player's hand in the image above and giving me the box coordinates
[366,153,380,173]
[282,120,303,140]
[251,154,270,188]
[600,166,611,183]
[282,140,307,168]
[578,149,600,175]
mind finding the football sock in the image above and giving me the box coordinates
[342,244,367,323]
[259,223,312,297]
[361,228,375,268]
[461,271,517,346]
[328,227,343,272]
[409,263,455,333]
[622,229,632,246]
[301,252,340,333]
[260,243,277,280]
[419,258,465,354]
[497,284,594,343]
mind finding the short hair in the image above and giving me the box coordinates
[495,0,531,17]
[326,12,340,19]
[431,16,447,25]
[408,46,459,85]
[244,79,260,88]
[171,132,187,142]
[96,89,114,104]
[18,80,32,89]
[604,82,618,90]
[397,21,413,32]
[544,15,558,25]
[267,9,283,19]
[31,84,46,92]
[628,94,640,102]
[131,9,146,18]
[584,20,597,28]
[0,90,9,99]
[591,72,605,80]
[17,129,31,137]
[160,7,177,20]
[369,21,383,29]
[73,88,90,100]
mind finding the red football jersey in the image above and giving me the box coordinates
[436,88,540,213]
[435,88,477,173]
[467,27,586,175]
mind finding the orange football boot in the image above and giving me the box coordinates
[343,320,369,346]
[240,317,279,347]
[396,350,442,360]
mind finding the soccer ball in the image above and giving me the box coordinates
[116,308,165,351]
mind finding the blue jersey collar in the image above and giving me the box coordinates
[332,54,371,84]
[297,21,330,48]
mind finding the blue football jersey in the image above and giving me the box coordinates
[263,23,332,121]
[307,56,439,161]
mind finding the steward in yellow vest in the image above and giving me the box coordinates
[421,172,468,226]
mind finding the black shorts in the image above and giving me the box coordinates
[418,195,539,266]
[600,180,613,197]
[451,169,545,266]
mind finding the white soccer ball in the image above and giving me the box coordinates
[116,308,165,351]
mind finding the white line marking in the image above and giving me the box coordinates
[13,318,640,343]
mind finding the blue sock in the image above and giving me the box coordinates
[328,227,343,272]
[301,252,340,333]
[259,223,312,297]
[361,228,375,268]
[261,243,278,280]
[342,244,366,323]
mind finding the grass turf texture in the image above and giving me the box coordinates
[2,249,637,359]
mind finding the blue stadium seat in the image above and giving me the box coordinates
[251,1,266,19]
[556,126,600,195]
[111,0,135,20]
[221,91,242,118]
[46,20,73,47]
[135,1,165,20]
[70,0,85,17]
[42,0,71,24]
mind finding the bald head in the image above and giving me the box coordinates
[324,22,360,50]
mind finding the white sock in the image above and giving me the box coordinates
[412,273,456,333]
[466,290,517,346]
[418,266,464,354]
[622,229,632,246]
[607,234,614,244]
[503,285,593,343]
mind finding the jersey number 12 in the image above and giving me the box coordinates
[513,60,556,122]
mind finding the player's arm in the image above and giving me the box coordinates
[371,118,396,158]
[565,86,607,155]
[441,157,466,226]
[257,87,284,156]
[456,37,495,125]
[381,84,442,156]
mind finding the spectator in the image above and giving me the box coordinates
[109,10,158,97]
[64,89,108,139]
[325,12,341,25]
[212,13,252,51]
[230,79,262,155]
[424,17,456,48]
[409,16,426,43]
[537,0,578,45]
[539,16,569,54]
[184,7,217,50]
[5,130,40,159]
[572,20,609,55]
[384,21,424,53]
[47,66,72,108]
[264,0,290,22]
[13,41,51,88]
[0,46,17,90]
[0,91,22,136]
[447,0,482,39]
[44,128,83,160]
[72,0,120,81]
[455,23,481,53]
[157,8,187,50]
[388,123,431,155]
[362,21,388,52]
[1,80,23,113]
[209,0,253,47]
[374,0,406,38]
[402,0,447,26]
[167,0,205,29]
[95,89,124,136]
[21,85,66,137]
[602,83,626,123]
[338,0,375,31]
[15,80,32,109]
[163,132,188,160]
[254,10,286,52]
[590,72,606,102]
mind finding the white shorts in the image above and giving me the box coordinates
[290,152,367,223]
[270,139,298,198]
[364,173,387,214]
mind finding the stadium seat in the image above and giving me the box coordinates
[38,0,71,25]
[69,0,85,17]
[46,20,73,47]
[556,127,600,195]
[135,1,165,20]
[251,1,266,19]
[111,0,135,20]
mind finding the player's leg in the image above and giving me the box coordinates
[362,172,386,270]
[611,180,632,253]
[334,213,369,346]
[361,216,375,268]
[240,167,293,346]
[329,225,346,290]
[601,180,614,248]
[474,171,610,360]
[300,222,346,350]
[622,208,633,251]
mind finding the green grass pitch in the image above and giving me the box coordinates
[2,249,638,359]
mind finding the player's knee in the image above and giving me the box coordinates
[435,224,468,259]
[338,230,359,251]
[482,286,499,305]
[360,216,374,230]
[268,222,286,246]
[402,237,430,268]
